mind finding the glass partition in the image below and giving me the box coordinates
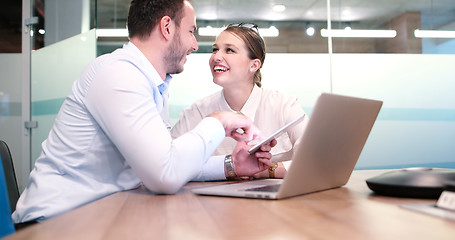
[331,54,455,169]
[325,0,455,169]
[90,0,455,170]
[10,0,451,174]
[30,29,97,164]
[0,1,23,189]
[0,54,24,189]
[170,52,455,169]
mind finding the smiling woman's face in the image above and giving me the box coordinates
[209,31,255,88]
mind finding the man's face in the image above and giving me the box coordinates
[165,1,198,74]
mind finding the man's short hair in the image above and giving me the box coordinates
[127,0,186,39]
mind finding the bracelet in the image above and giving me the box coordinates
[224,154,237,179]
[269,162,278,178]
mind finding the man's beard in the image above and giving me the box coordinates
[165,32,187,74]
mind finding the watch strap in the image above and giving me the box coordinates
[224,154,237,179]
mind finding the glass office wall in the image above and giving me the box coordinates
[95,0,455,169]
[3,0,96,191]
[325,0,455,169]
[0,1,25,190]
[30,30,97,165]
[0,55,23,189]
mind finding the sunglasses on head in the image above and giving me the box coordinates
[227,23,259,32]
[226,23,265,61]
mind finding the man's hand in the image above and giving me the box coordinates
[228,139,277,177]
[208,111,261,142]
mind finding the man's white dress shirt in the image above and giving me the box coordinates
[13,42,226,222]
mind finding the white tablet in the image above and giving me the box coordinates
[248,113,306,154]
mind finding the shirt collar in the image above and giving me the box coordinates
[219,85,262,122]
[123,42,172,92]
[158,75,172,94]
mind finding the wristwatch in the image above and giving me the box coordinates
[269,162,278,178]
[224,154,237,179]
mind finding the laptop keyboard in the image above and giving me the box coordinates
[244,184,281,192]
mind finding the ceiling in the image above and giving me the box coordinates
[95,0,455,30]
[1,0,455,53]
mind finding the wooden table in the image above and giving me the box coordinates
[6,170,455,240]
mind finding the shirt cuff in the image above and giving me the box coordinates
[201,155,227,181]
[191,117,225,158]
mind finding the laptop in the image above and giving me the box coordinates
[191,93,383,199]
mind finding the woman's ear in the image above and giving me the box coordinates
[159,16,173,40]
[249,59,262,72]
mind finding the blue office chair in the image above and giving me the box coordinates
[0,140,20,214]
[0,155,16,238]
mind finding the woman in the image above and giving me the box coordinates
[171,23,309,178]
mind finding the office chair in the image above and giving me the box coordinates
[0,140,20,214]
[0,155,16,237]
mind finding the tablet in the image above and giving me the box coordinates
[248,113,306,154]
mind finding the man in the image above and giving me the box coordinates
[13,0,274,223]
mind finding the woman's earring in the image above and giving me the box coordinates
[249,68,254,72]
